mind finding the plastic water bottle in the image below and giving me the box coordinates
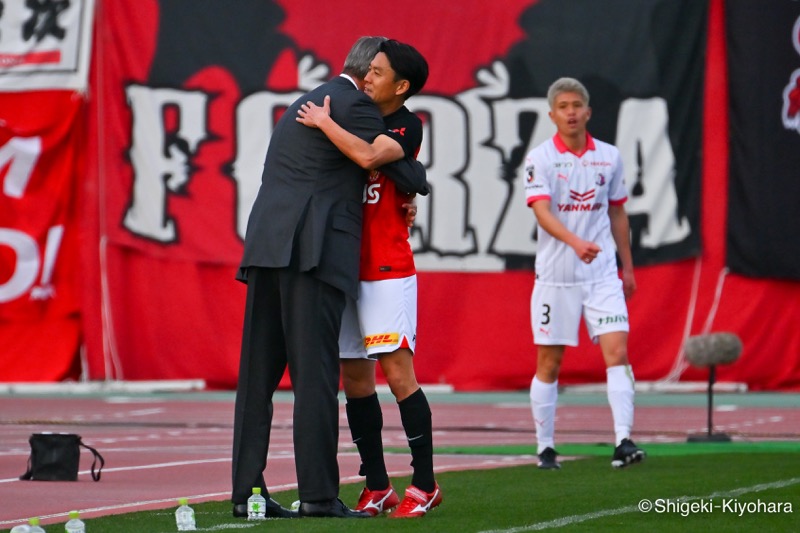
[175,498,196,531]
[9,524,30,533]
[65,510,86,533]
[247,487,267,520]
[28,518,45,533]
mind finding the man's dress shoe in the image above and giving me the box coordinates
[232,497,299,518]
[298,498,371,518]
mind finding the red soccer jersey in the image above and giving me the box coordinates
[359,106,422,281]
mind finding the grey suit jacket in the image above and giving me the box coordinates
[238,76,426,297]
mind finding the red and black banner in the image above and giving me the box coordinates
[77,0,707,387]
[726,0,800,280]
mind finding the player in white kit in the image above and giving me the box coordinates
[523,77,645,469]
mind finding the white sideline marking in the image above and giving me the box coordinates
[478,477,800,533]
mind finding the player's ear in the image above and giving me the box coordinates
[586,106,592,121]
[396,79,410,98]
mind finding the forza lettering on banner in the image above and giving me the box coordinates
[122,72,691,270]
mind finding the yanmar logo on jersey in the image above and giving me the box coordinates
[364,333,399,347]
[559,189,603,212]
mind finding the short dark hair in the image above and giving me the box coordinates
[379,40,429,100]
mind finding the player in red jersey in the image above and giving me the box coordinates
[297,39,441,518]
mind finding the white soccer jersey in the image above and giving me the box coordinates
[523,133,628,286]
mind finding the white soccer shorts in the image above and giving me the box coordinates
[339,275,417,359]
[531,278,629,346]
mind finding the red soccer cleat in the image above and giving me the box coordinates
[354,485,400,516]
[390,483,442,518]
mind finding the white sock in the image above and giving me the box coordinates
[607,365,635,445]
[530,376,558,454]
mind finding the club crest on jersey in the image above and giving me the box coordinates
[526,164,535,182]
[596,173,606,186]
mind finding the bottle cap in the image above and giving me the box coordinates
[178,497,189,505]
[252,487,262,494]
[68,511,80,519]
[28,518,40,526]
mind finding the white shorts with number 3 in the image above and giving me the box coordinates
[531,278,629,346]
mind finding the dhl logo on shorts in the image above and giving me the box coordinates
[364,333,399,347]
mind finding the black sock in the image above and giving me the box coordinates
[346,393,389,491]
[398,388,435,492]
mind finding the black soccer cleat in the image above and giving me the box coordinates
[537,447,561,470]
[611,438,646,468]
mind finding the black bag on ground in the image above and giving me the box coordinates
[20,433,105,481]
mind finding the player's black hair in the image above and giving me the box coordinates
[379,39,429,100]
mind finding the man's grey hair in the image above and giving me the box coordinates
[547,77,590,109]
[342,36,387,79]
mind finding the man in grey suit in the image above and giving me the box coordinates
[231,36,428,519]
